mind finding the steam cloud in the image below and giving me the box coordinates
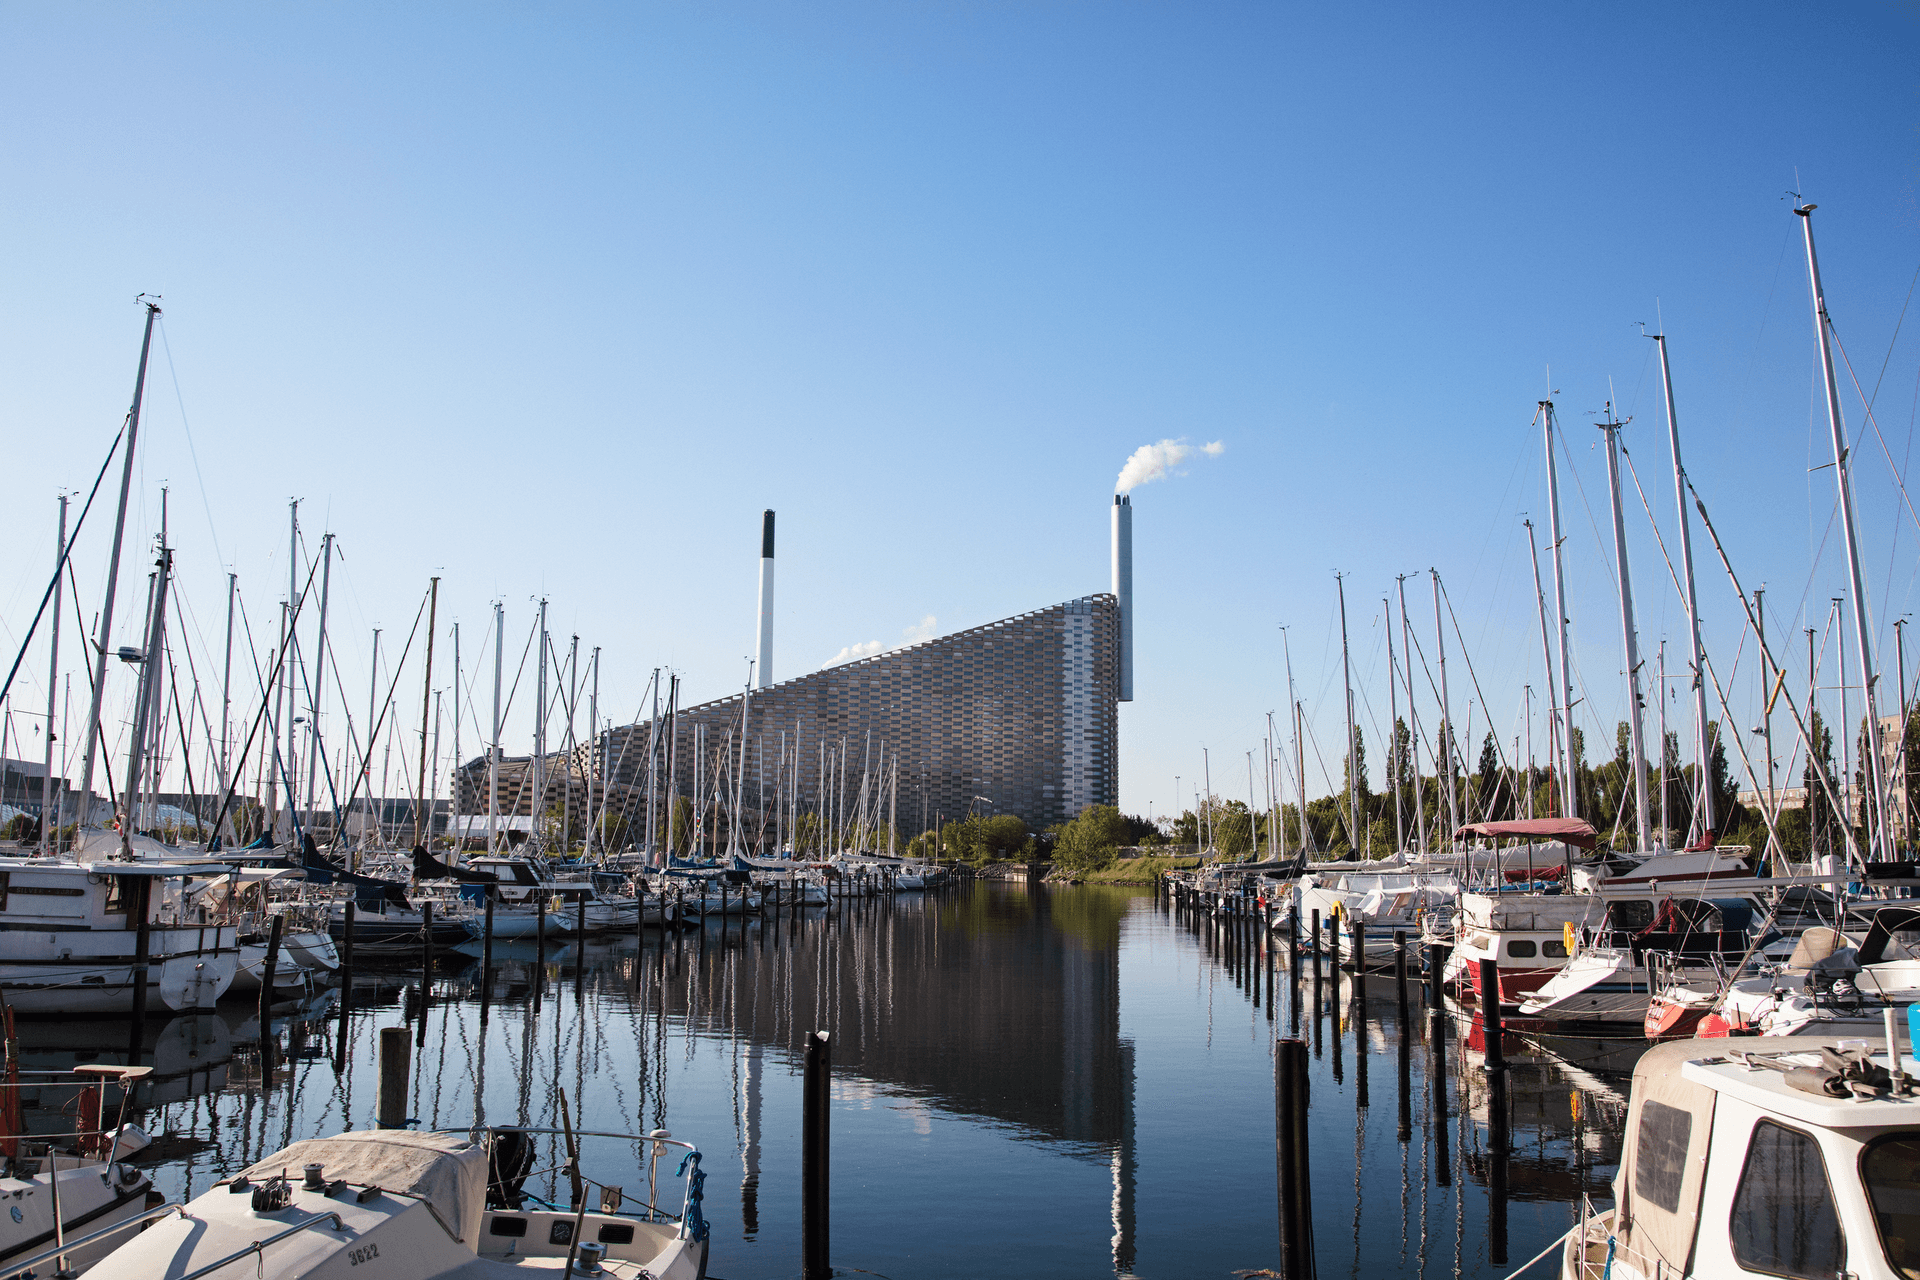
[825,615,939,668]
[1115,437,1224,493]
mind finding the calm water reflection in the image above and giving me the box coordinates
[26,881,1631,1278]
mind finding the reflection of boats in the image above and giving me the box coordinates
[96,1126,712,1278]
[12,1015,233,1108]
[1564,1035,1920,1280]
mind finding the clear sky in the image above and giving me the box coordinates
[2,3,1917,826]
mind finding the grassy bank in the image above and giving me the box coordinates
[1068,855,1203,885]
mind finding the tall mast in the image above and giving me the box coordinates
[413,577,438,848]
[218,570,235,824]
[1282,627,1309,853]
[1652,332,1716,841]
[1797,202,1890,863]
[303,533,333,826]
[1523,520,1563,816]
[534,598,547,850]
[1757,589,1777,870]
[121,526,171,858]
[1384,594,1403,853]
[42,495,67,853]
[77,299,161,829]
[731,663,753,856]
[451,622,461,845]
[1337,574,1359,850]
[1397,575,1426,853]
[1431,570,1458,840]
[1599,406,1653,852]
[284,500,300,825]
[489,603,502,856]
[585,647,599,859]
[1542,401,1579,819]
[365,627,380,854]
[1657,642,1670,845]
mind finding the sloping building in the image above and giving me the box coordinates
[599,593,1122,838]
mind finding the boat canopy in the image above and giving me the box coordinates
[1454,818,1598,850]
[1856,905,1920,966]
[239,1130,488,1243]
[1611,1039,1720,1277]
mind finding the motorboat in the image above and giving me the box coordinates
[1691,907,1920,1039]
[0,856,238,1014]
[89,1125,710,1278]
[0,1063,162,1276]
[1516,896,1781,1028]
[1563,1032,1920,1279]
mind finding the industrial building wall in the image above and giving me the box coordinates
[599,594,1119,836]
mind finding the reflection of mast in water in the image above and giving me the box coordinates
[1109,1040,1135,1276]
[741,1040,762,1237]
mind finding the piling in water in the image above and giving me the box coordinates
[377,1026,410,1129]
[260,913,284,1086]
[802,1030,832,1280]
[418,902,435,1041]
[1477,958,1505,1075]
[480,894,495,1024]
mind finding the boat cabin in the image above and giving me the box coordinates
[1570,1036,1920,1279]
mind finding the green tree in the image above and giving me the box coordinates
[1804,711,1841,862]
[1054,804,1129,872]
[1475,731,1508,822]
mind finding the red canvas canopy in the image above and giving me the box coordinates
[1454,818,1598,850]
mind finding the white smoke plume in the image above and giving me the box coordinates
[824,615,939,668]
[1115,437,1225,493]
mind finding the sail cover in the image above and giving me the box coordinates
[1454,818,1598,850]
[411,844,498,884]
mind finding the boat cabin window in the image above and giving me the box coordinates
[1609,900,1655,931]
[1506,941,1537,958]
[1542,940,1568,959]
[1635,1099,1692,1213]
[1862,1132,1920,1279]
[104,875,135,914]
[1729,1120,1846,1279]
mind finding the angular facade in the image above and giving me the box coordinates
[600,594,1120,837]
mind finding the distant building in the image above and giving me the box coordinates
[598,594,1122,844]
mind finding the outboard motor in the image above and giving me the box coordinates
[487,1127,537,1209]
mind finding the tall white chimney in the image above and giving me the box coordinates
[1112,494,1133,701]
[755,510,775,688]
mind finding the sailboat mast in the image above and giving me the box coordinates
[284,499,300,824]
[534,598,547,850]
[1600,409,1653,852]
[1652,333,1716,841]
[77,299,161,829]
[1384,593,1403,853]
[1397,575,1426,853]
[42,495,66,853]
[303,533,333,826]
[489,604,502,856]
[414,577,438,848]
[1542,401,1579,819]
[1523,519,1563,816]
[1337,574,1359,850]
[121,527,171,857]
[585,646,599,859]
[1282,627,1309,853]
[1431,570,1458,840]
[1797,202,1890,862]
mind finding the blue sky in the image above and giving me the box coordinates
[2,2,1917,824]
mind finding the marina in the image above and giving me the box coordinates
[0,877,1638,1279]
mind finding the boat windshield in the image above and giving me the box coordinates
[1863,1131,1920,1280]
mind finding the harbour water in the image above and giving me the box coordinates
[36,881,1632,1278]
